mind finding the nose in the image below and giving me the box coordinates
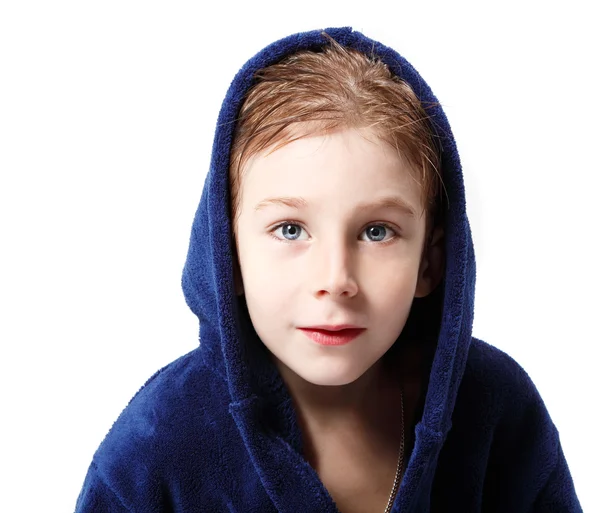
[311,238,359,299]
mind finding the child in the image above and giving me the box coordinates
[75,27,582,512]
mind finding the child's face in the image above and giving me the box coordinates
[234,127,433,386]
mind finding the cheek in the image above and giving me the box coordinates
[237,233,298,316]
[238,224,303,281]
[361,246,421,287]
[359,256,421,318]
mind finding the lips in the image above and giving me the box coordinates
[298,327,366,346]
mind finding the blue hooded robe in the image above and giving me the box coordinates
[74,27,582,512]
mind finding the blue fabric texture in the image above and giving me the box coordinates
[75,27,582,512]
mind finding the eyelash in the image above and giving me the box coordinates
[268,220,399,244]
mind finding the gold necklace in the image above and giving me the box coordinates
[383,386,404,513]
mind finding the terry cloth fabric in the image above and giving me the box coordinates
[74,27,582,512]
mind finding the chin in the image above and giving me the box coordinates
[307,376,358,387]
[292,362,367,387]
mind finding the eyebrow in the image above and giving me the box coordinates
[254,195,417,218]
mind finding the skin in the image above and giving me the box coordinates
[233,126,444,512]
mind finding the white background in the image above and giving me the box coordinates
[1,1,597,511]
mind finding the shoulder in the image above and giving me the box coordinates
[101,348,229,444]
[465,337,532,384]
[433,341,579,508]
[461,337,549,413]
[88,348,236,509]
[453,337,559,464]
[115,346,229,425]
[462,338,559,474]
[433,338,562,509]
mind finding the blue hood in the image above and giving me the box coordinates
[181,25,475,508]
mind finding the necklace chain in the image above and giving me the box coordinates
[383,386,404,513]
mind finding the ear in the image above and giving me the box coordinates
[231,237,245,296]
[415,225,445,298]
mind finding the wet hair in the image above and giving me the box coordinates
[229,32,444,236]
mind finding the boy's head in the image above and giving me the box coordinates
[229,35,445,387]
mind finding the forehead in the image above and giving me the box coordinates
[240,127,424,213]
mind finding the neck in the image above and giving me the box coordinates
[275,351,402,434]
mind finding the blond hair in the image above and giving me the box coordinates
[229,33,443,232]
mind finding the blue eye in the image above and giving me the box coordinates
[362,224,395,242]
[273,223,306,241]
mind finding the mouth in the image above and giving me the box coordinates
[297,327,366,346]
